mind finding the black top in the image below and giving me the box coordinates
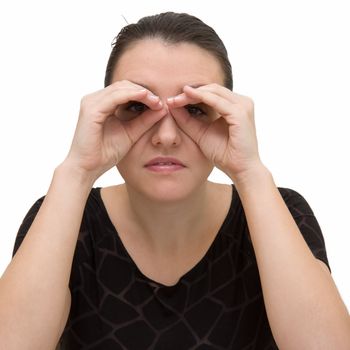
[13,185,330,350]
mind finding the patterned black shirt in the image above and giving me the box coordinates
[13,185,330,349]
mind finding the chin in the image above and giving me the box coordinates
[118,163,213,203]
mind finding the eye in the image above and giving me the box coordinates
[126,101,148,114]
[116,101,149,121]
[185,104,205,117]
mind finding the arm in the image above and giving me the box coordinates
[169,83,350,349]
[0,164,93,350]
[0,82,165,350]
[232,165,350,349]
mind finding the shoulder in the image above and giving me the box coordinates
[80,187,111,227]
[84,187,104,210]
[277,187,315,217]
[83,186,121,215]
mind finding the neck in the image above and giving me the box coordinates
[123,181,212,252]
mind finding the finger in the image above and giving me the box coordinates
[166,84,247,113]
[186,83,251,104]
[85,79,163,120]
[81,88,148,122]
[170,107,210,145]
[103,79,150,94]
[166,93,201,109]
[166,84,236,107]
[181,85,248,122]
[103,79,165,108]
[167,93,218,122]
[114,92,164,122]
[120,92,163,112]
[123,107,166,144]
[184,84,254,112]
[167,86,239,118]
[102,89,163,115]
[85,80,146,104]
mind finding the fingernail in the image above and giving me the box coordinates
[148,94,159,101]
[168,95,182,102]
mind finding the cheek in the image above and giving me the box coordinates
[116,149,138,177]
[191,140,214,170]
[188,142,214,174]
[115,136,149,178]
[186,137,207,158]
[115,160,129,181]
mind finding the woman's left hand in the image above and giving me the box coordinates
[167,84,264,182]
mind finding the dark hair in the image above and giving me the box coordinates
[104,12,233,90]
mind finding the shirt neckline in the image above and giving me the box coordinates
[94,184,237,289]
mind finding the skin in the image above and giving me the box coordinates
[102,39,237,285]
[1,37,349,349]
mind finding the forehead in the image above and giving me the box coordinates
[112,39,224,93]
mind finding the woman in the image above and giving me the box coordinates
[1,12,349,350]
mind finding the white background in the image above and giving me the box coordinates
[0,0,349,311]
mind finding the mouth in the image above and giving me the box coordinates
[145,157,186,172]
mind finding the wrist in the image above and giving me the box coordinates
[229,163,274,192]
[55,160,96,189]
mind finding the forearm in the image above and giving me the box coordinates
[232,165,350,349]
[0,162,94,349]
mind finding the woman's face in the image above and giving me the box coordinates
[112,38,225,202]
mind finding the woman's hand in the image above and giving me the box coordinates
[167,84,264,183]
[65,80,165,181]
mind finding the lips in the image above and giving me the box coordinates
[145,157,185,167]
[144,157,185,172]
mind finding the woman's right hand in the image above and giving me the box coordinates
[64,80,165,181]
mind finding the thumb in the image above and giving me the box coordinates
[124,107,166,144]
[170,107,208,145]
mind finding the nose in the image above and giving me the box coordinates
[151,104,181,147]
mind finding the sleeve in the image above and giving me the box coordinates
[278,187,331,272]
[12,196,45,257]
